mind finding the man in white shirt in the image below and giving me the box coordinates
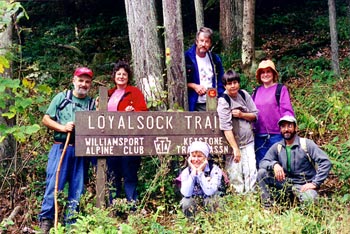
[185,27,225,111]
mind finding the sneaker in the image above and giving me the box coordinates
[39,218,53,234]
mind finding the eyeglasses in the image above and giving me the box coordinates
[279,123,294,129]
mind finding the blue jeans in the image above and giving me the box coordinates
[255,134,283,168]
[107,156,141,202]
[39,144,86,222]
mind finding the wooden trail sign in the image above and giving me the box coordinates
[75,111,230,156]
[77,87,226,208]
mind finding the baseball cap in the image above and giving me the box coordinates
[278,115,297,125]
[74,67,93,78]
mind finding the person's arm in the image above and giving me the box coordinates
[259,144,281,171]
[180,167,196,197]
[262,145,286,182]
[217,97,241,161]
[198,165,222,196]
[132,87,148,111]
[223,130,241,162]
[231,110,256,122]
[231,90,258,122]
[187,83,207,96]
[279,85,295,116]
[307,139,332,187]
[42,114,74,133]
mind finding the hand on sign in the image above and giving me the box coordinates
[125,105,135,111]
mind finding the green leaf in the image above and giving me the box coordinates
[2,112,16,119]
[24,124,41,134]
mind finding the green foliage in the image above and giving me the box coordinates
[69,206,119,234]
[138,156,181,210]
[0,76,51,142]
[0,1,28,25]
[324,139,350,181]
[2,0,350,233]
[292,78,350,141]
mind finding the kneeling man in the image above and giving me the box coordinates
[257,115,331,208]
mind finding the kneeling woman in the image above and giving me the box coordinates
[180,141,223,218]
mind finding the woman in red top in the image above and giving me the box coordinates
[107,61,147,203]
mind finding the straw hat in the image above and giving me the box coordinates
[255,60,279,79]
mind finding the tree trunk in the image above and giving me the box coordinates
[241,0,255,75]
[194,0,204,30]
[163,0,187,110]
[220,0,243,51]
[0,1,16,161]
[124,0,165,110]
[328,0,340,77]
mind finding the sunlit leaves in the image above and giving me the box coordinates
[22,77,36,89]
[0,56,10,74]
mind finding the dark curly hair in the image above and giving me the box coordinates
[111,60,132,84]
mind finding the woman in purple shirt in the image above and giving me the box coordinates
[252,59,295,168]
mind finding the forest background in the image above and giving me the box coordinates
[0,0,350,233]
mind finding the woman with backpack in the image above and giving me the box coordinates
[252,59,295,168]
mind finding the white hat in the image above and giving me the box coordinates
[188,141,211,157]
[278,115,297,125]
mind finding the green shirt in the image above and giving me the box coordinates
[46,91,93,142]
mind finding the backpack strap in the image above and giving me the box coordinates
[204,159,214,177]
[223,90,246,109]
[58,90,73,111]
[277,143,282,154]
[251,85,261,101]
[238,89,246,102]
[55,90,94,122]
[88,97,95,111]
[252,84,283,107]
[300,137,316,169]
[55,90,73,122]
[223,94,231,108]
[275,83,283,107]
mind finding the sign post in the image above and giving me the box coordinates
[95,86,107,208]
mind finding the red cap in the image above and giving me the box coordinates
[74,67,93,78]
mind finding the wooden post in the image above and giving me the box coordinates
[206,88,218,111]
[96,86,108,208]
